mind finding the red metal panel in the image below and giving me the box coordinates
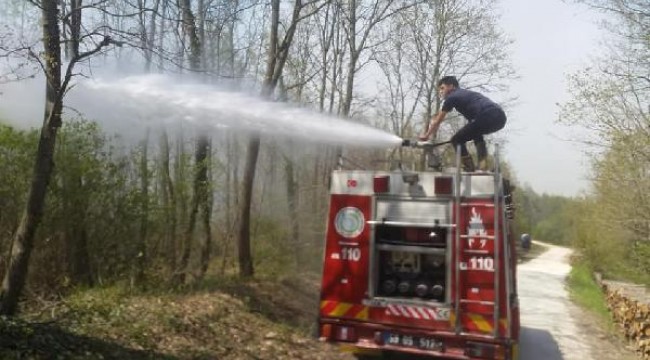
[320,194,372,305]
[457,199,514,337]
[465,287,495,302]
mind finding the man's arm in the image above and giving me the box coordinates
[419,111,448,140]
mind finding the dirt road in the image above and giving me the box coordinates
[517,242,634,360]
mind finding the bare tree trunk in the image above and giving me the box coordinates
[0,0,62,315]
[178,0,201,70]
[197,0,206,69]
[67,0,82,58]
[236,0,309,278]
[284,155,300,266]
[177,136,209,284]
[160,131,177,273]
[236,0,280,278]
[318,0,337,112]
[62,0,95,287]
[236,0,281,278]
[225,137,233,228]
[174,0,212,285]
[237,136,259,277]
[146,0,161,71]
[135,130,149,285]
[221,135,239,274]
[173,131,188,280]
[198,139,212,279]
[64,174,92,286]
[157,0,169,70]
[138,0,161,71]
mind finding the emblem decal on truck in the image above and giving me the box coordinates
[334,207,365,238]
[467,207,488,249]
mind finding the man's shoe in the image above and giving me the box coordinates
[461,156,475,172]
[477,157,490,171]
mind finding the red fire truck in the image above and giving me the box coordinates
[318,142,519,359]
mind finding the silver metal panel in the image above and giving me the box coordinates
[460,174,495,197]
[387,172,437,197]
[330,170,495,197]
[375,200,450,223]
[330,170,376,195]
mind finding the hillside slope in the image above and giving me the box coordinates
[0,275,354,360]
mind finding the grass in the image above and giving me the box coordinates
[594,257,650,287]
[566,258,613,327]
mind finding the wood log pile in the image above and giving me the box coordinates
[599,277,650,358]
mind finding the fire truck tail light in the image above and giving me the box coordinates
[373,176,390,193]
[334,326,357,342]
[320,324,333,340]
[434,176,453,195]
[465,342,504,359]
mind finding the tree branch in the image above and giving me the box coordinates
[60,36,114,100]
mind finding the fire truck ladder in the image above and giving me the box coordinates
[453,145,511,340]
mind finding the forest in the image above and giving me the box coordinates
[0,0,647,358]
[1,0,517,313]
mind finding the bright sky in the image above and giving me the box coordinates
[498,0,602,196]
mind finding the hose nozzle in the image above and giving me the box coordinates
[401,138,450,149]
[401,139,434,148]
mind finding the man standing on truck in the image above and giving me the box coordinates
[419,76,507,171]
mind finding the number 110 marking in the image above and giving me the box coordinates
[469,256,494,271]
[341,247,361,261]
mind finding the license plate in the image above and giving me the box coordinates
[383,332,443,351]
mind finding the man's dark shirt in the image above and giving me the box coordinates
[441,88,500,121]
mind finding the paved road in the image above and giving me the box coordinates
[518,243,593,360]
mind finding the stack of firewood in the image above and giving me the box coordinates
[602,280,650,358]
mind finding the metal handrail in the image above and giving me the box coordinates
[492,145,501,338]
[502,169,513,341]
[454,145,462,335]
[366,220,456,228]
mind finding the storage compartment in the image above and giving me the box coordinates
[376,249,447,301]
[372,210,450,302]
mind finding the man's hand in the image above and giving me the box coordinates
[420,112,444,141]
[419,123,439,141]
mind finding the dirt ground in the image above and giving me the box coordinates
[1,275,356,360]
